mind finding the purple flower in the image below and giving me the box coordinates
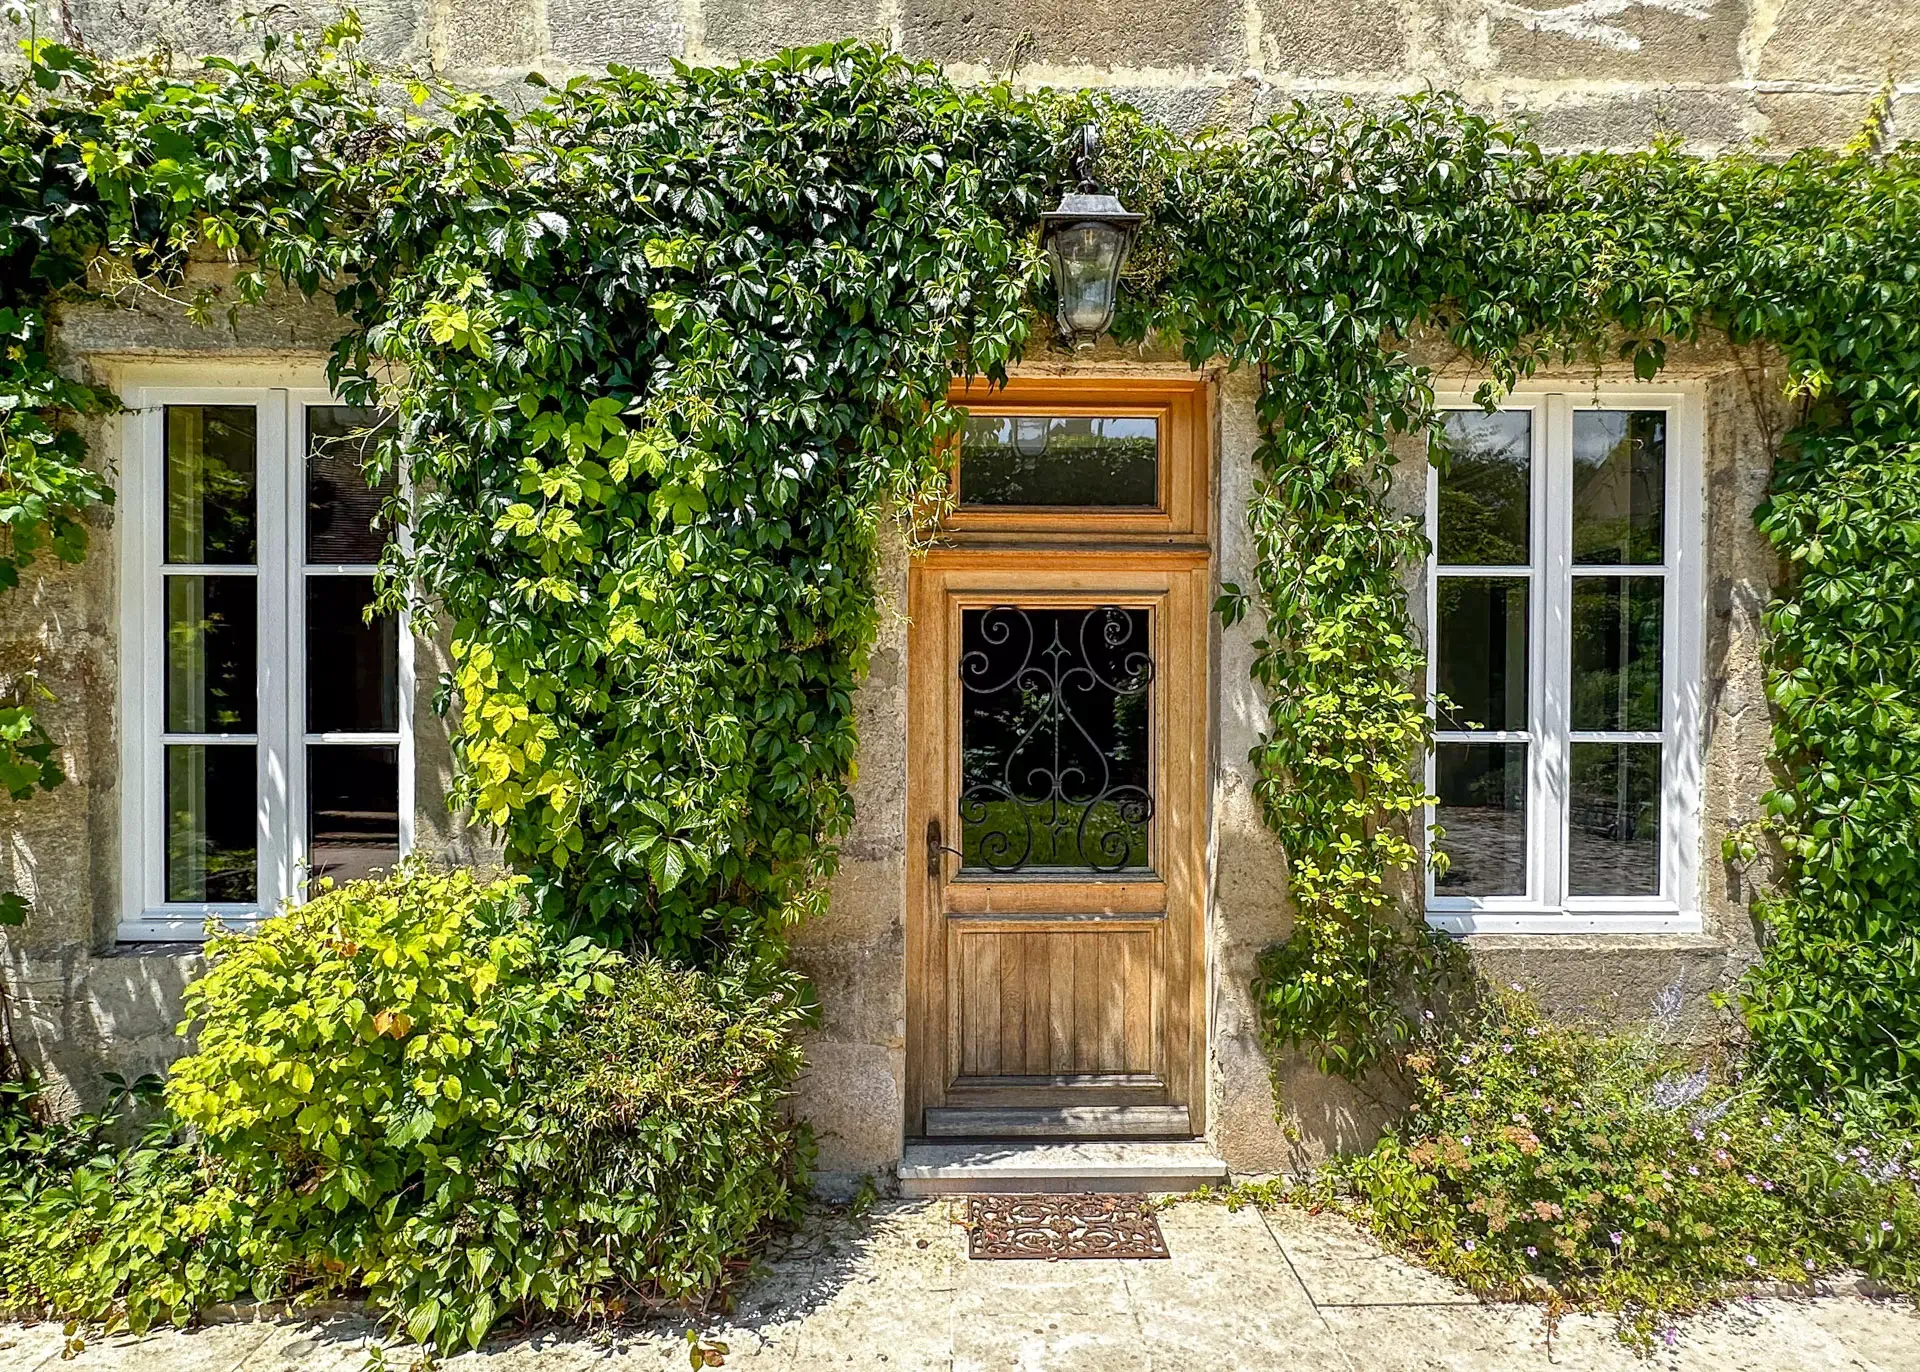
[1745,1254,1758,1267]
[1526,1246,1538,1257]
[1664,1330,1678,1349]
[1609,1232,1623,1247]
[1882,1221,1896,1233]
[1461,1135,1472,1146]
[1463,1239,1476,1252]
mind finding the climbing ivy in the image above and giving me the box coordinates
[3,15,1919,1111]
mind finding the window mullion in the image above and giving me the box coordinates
[258,389,295,914]
[1537,393,1573,912]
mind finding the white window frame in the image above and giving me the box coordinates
[1424,384,1705,935]
[118,382,413,941]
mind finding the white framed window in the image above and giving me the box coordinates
[118,385,412,940]
[1424,386,1704,935]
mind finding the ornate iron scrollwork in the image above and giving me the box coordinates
[958,605,1153,873]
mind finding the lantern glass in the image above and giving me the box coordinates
[1050,219,1130,346]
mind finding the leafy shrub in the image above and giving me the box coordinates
[1305,990,1919,1345]
[0,1073,272,1343]
[158,863,812,1351]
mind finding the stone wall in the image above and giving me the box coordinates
[14,0,1917,150]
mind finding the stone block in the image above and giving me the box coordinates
[900,0,1246,72]
[788,935,904,1046]
[791,1038,903,1172]
[1754,90,1890,151]
[546,0,684,68]
[1505,86,1750,152]
[1104,81,1261,136]
[1426,0,1746,86]
[1753,0,1920,85]
[438,0,546,70]
[700,0,890,60]
[1257,0,1407,78]
[69,0,426,63]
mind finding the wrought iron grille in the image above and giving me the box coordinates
[958,605,1153,873]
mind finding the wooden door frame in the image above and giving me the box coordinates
[904,375,1214,1138]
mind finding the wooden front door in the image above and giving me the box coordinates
[905,378,1211,1139]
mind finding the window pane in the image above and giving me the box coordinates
[960,414,1158,507]
[1569,742,1661,896]
[307,576,398,734]
[1435,410,1531,565]
[165,406,256,565]
[960,606,1151,872]
[165,575,256,733]
[1573,411,1665,565]
[1434,743,1527,896]
[165,744,256,903]
[308,744,400,890]
[1571,576,1664,732]
[307,405,394,564]
[1435,578,1528,731]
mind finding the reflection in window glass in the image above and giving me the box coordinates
[1434,743,1527,896]
[1573,411,1665,564]
[1435,410,1531,565]
[1568,742,1661,895]
[1436,578,1528,731]
[165,744,256,902]
[1571,577,1664,732]
[307,577,398,734]
[165,575,257,733]
[307,406,394,564]
[165,406,257,565]
[960,415,1158,507]
[308,745,400,890]
[959,606,1151,872]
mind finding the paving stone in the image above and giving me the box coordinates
[1791,1296,1920,1372]
[3,1200,1914,1372]
[1261,1205,1482,1306]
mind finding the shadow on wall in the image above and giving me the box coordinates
[5,944,204,1114]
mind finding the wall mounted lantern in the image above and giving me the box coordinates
[1041,126,1143,351]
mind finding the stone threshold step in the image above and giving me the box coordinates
[898,1140,1228,1196]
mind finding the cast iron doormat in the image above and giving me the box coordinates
[964,1193,1170,1261]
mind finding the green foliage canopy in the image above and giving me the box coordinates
[0,19,1917,1108]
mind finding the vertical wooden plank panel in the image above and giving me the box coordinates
[1072,934,1096,1073]
[1023,932,1050,1075]
[999,931,1023,1077]
[1048,933,1075,1074]
[1097,936,1126,1072]
[1124,932,1151,1073]
[967,933,999,1077]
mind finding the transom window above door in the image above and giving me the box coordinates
[120,385,411,941]
[1425,389,1703,935]
[944,378,1209,538]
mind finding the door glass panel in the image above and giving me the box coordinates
[164,574,257,733]
[1571,576,1664,732]
[308,744,400,891]
[165,743,256,902]
[165,406,257,564]
[1435,410,1531,565]
[306,576,398,733]
[1435,577,1528,731]
[1569,742,1661,895]
[959,605,1152,873]
[1573,410,1665,565]
[306,406,394,564]
[1433,743,1528,896]
[960,415,1158,507]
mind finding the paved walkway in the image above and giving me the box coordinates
[3,1200,1916,1370]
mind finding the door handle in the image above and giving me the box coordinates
[926,817,963,881]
